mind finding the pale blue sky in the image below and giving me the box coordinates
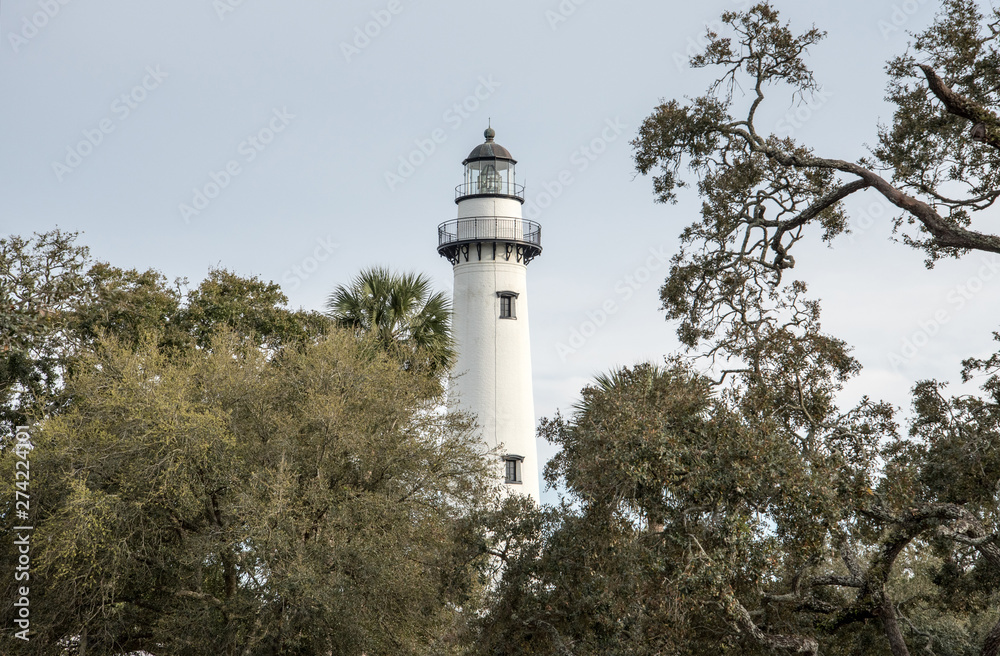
[4,0,999,504]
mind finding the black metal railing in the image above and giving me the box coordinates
[437,217,541,249]
[454,181,525,201]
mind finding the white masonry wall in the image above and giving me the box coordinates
[450,195,540,503]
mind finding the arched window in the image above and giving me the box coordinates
[504,455,524,484]
[497,291,518,319]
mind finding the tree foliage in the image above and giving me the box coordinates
[0,328,493,655]
[326,266,455,374]
[0,230,328,437]
[482,350,1000,655]
[0,231,91,435]
[0,231,495,654]
[632,0,1000,362]
[476,3,1000,654]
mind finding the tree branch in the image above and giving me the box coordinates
[174,590,224,607]
[919,64,1000,150]
[758,145,1000,255]
[982,614,1000,656]
[771,179,872,271]
[810,574,862,589]
[729,591,819,654]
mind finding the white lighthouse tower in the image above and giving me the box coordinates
[437,127,542,503]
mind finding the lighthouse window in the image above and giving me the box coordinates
[504,456,523,484]
[500,295,513,318]
[498,291,518,319]
[479,164,503,193]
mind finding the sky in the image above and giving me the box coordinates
[4,0,999,505]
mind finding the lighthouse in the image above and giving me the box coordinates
[437,128,542,503]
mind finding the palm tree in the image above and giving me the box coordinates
[326,267,455,371]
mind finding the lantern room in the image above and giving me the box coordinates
[456,127,524,202]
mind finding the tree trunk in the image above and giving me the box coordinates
[982,615,1000,656]
[223,550,237,599]
[875,591,910,656]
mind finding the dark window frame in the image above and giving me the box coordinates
[504,454,524,484]
[497,291,519,320]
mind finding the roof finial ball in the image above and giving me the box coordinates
[484,125,496,142]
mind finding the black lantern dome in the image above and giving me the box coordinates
[456,127,524,203]
[463,128,516,165]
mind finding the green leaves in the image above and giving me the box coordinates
[0,230,90,434]
[326,266,455,374]
[0,231,333,439]
[875,0,1000,262]
[0,233,487,654]
[632,97,729,204]
[0,328,493,655]
[635,0,1000,373]
[699,3,825,97]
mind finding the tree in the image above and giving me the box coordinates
[0,328,494,654]
[0,230,90,435]
[326,267,454,373]
[476,498,689,656]
[512,2,1000,653]
[181,267,329,354]
[631,0,1000,362]
[482,351,1000,655]
[0,232,500,653]
[478,363,728,656]
[0,230,329,439]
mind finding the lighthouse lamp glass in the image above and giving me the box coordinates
[479,164,503,193]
